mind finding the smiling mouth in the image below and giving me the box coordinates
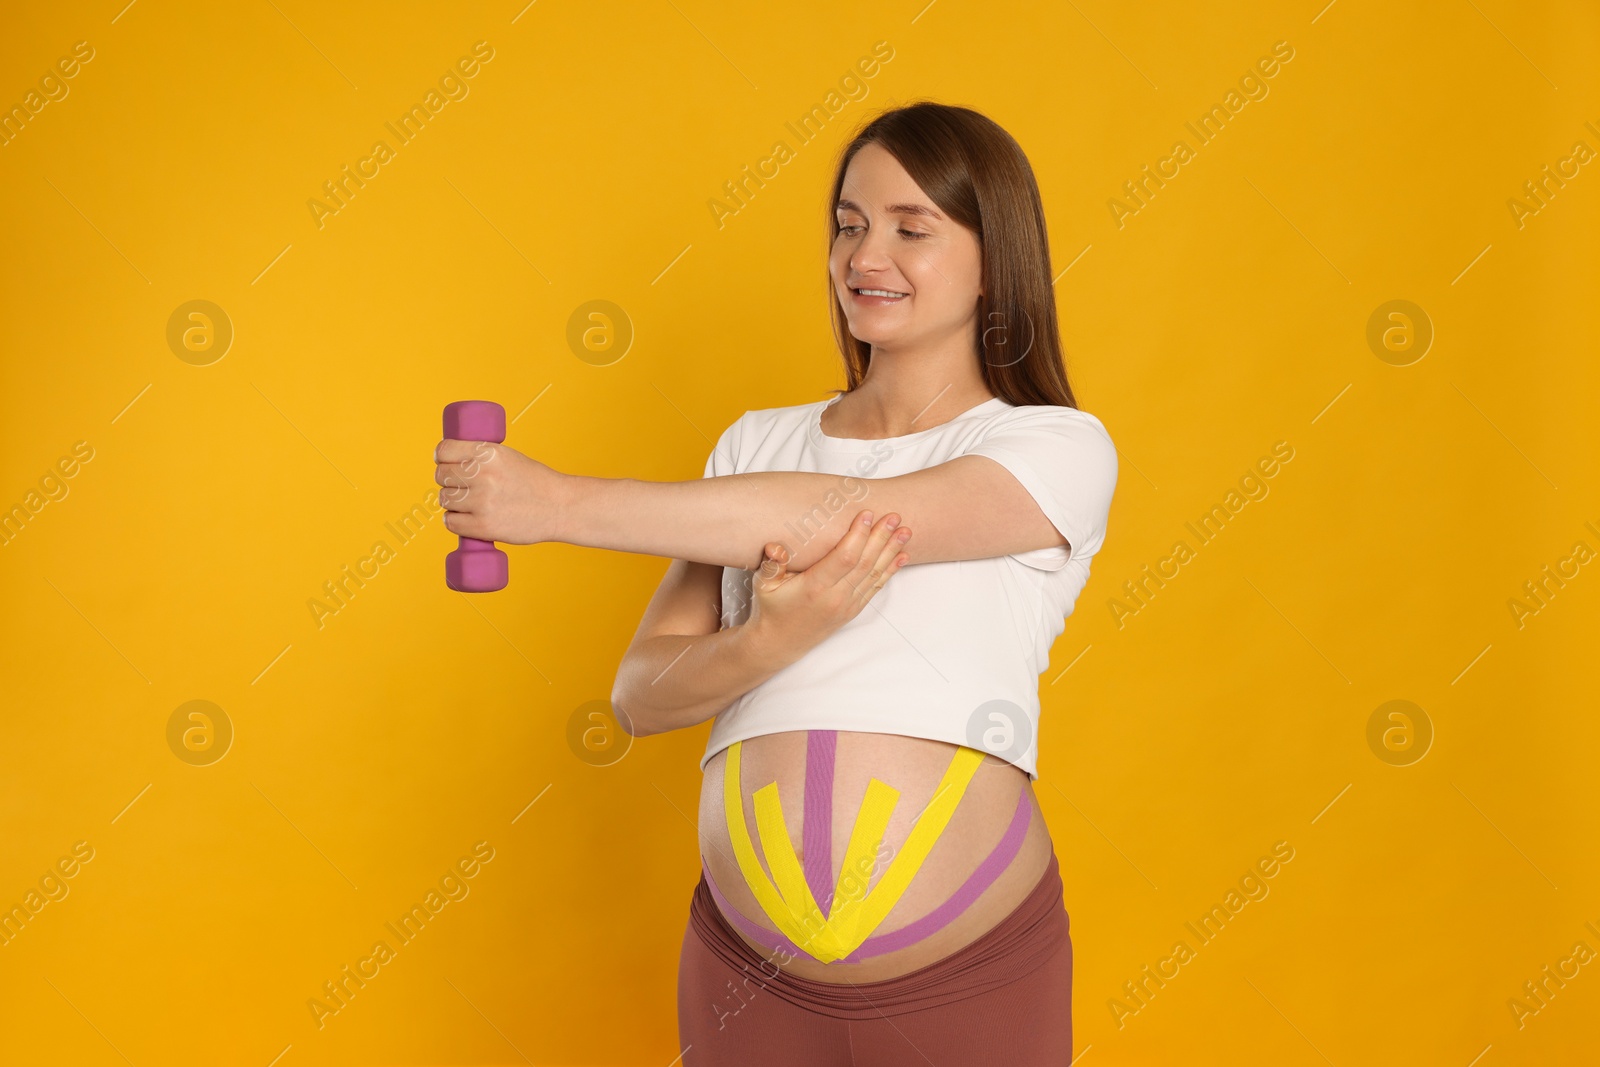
[851,286,909,298]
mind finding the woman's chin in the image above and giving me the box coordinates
[846,323,905,347]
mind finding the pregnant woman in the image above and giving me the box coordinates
[434,102,1117,1065]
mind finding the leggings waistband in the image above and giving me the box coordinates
[686,849,1068,1020]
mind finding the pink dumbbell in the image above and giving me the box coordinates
[442,400,509,592]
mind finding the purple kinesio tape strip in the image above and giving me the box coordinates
[803,730,838,917]
[841,784,1033,961]
[702,859,810,958]
[704,783,1034,964]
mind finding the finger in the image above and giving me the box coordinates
[435,463,468,490]
[756,542,787,585]
[854,526,910,601]
[859,554,908,607]
[434,439,481,463]
[458,440,500,477]
[872,526,911,580]
[435,466,475,506]
[845,513,902,584]
[444,509,485,540]
[812,509,878,584]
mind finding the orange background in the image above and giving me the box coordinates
[1,1,1596,1064]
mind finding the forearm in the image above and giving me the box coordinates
[555,471,870,570]
[611,620,808,737]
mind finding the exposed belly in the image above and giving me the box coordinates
[697,729,1054,984]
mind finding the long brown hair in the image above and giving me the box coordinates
[824,101,1078,409]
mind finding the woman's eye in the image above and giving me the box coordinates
[836,225,929,240]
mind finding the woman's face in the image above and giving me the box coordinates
[830,142,983,354]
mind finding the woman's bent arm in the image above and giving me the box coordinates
[612,619,802,737]
[552,455,1060,571]
[611,516,910,735]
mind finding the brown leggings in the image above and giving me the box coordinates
[677,850,1073,1066]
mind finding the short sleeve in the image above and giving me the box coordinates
[963,406,1118,570]
[703,414,744,478]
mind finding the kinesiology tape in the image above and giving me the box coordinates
[720,731,1016,964]
[705,781,1033,962]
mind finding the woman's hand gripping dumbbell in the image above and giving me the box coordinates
[436,400,564,591]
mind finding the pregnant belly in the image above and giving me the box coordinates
[697,729,1054,984]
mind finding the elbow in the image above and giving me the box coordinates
[609,679,655,738]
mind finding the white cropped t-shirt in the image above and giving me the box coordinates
[697,393,1118,780]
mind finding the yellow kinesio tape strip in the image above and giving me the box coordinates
[825,745,985,948]
[752,781,848,959]
[723,742,826,953]
[831,777,899,917]
[722,739,987,964]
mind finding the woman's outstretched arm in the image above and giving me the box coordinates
[434,440,1067,571]
[555,456,1062,570]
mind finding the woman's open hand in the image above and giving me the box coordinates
[746,510,911,653]
[434,439,561,546]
